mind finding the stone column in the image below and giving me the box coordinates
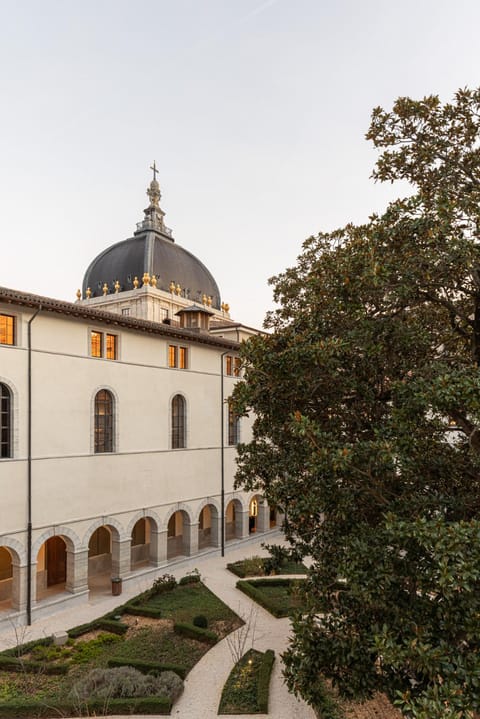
[11,562,28,611]
[65,549,89,594]
[236,509,250,539]
[111,538,131,578]
[30,562,38,604]
[149,529,168,566]
[256,502,270,533]
[183,522,199,556]
[210,512,221,548]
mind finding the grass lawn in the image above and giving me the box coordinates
[236,578,306,617]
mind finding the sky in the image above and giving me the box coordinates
[1,0,480,329]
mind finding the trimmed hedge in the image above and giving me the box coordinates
[68,617,128,638]
[123,605,163,619]
[178,573,201,586]
[173,622,218,645]
[218,649,275,714]
[1,637,53,658]
[226,561,248,578]
[257,649,275,712]
[107,657,187,679]
[235,579,286,618]
[0,655,68,675]
[0,696,171,717]
[236,578,303,618]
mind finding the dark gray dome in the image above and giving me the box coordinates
[82,230,221,308]
[82,174,221,308]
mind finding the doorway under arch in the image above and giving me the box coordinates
[131,518,153,568]
[0,547,13,611]
[225,499,243,541]
[198,504,219,550]
[36,536,67,600]
[167,511,189,559]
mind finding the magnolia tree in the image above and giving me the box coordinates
[233,89,480,718]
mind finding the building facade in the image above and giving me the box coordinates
[0,173,278,627]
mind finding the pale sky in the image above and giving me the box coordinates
[1,0,479,329]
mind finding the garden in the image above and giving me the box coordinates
[0,571,242,717]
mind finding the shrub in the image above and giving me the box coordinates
[67,617,128,639]
[0,637,52,658]
[173,622,218,644]
[150,573,177,595]
[0,654,68,675]
[71,665,181,701]
[107,657,187,679]
[193,614,208,628]
[257,649,275,712]
[123,605,162,619]
[0,697,172,718]
[154,670,184,702]
[70,632,122,664]
[179,569,201,585]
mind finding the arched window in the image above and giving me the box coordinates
[0,383,11,458]
[171,394,186,449]
[94,389,114,453]
[228,401,240,446]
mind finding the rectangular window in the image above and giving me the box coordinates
[91,331,102,358]
[0,314,15,345]
[121,308,130,316]
[106,333,117,360]
[90,330,118,360]
[179,346,187,369]
[225,355,241,377]
[169,344,188,369]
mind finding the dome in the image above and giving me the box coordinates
[82,171,222,308]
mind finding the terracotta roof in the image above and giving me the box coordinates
[0,286,239,350]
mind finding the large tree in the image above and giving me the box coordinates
[234,89,480,718]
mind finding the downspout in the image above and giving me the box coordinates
[27,305,41,625]
[220,351,228,557]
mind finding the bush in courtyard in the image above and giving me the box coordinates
[179,569,201,585]
[71,665,182,701]
[193,614,208,628]
[148,573,177,597]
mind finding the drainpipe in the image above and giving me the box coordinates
[220,351,228,557]
[27,305,41,625]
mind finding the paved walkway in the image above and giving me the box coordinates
[0,534,315,718]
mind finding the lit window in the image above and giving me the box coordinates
[106,334,117,360]
[225,355,241,377]
[0,315,15,345]
[179,346,187,369]
[169,345,188,369]
[90,330,118,360]
[91,331,102,358]
[171,394,186,449]
[228,401,240,445]
[94,389,114,453]
[0,383,11,458]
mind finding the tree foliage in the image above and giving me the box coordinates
[233,88,480,718]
